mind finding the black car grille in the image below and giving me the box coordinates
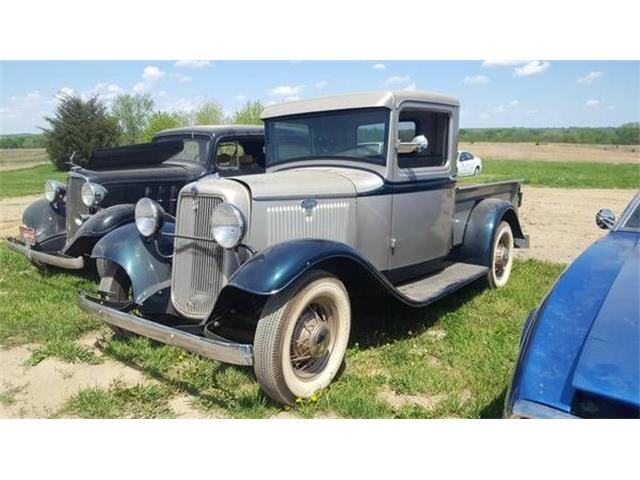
[65,175,90,238]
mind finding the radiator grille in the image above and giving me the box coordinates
[171,194,225,319]
[267,200,350,245]
[65,175,90,238]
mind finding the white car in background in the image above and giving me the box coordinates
[457,150,482,176]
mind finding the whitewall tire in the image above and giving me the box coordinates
[487,221,514,289]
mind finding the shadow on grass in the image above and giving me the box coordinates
[350,278,487,350]
[480,387,507,419]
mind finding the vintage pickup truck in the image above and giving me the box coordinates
[6,125,264,270]
[79,91,528,404]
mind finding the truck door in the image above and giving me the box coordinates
[388,106,456,271]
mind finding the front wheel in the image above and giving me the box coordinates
[474,166,481,175]
[253,271,351,405]
[487,221,514,289]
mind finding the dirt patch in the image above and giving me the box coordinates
[517,186,636,264]
[378,387,445,411]
[0,149,48,171]
[459,142,640,164]
[0,344,147,418]
[0,195,40,239]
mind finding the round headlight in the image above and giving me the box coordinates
[81,182,107,207]
[135,198,164,237]
[44,180,64,202]
[211,204,245,249]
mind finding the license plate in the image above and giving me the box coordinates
[19,226,36,246]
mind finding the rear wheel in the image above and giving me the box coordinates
[253,271,351,405]
[487,221,514,288]
[474,166,481,175]
[97,259,134,338]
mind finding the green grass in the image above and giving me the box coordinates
[1,243,564,418]
[0,164,66,198]
[458,158,639,189]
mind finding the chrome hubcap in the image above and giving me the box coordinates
[290,303,333,377]
[494,233,511,278]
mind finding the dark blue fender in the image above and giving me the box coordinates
[91,221,175,314]
[22,198,66,252]
[210,239,425,331]
[64,204,135,257]
[458,198,526,267]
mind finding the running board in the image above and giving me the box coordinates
[396,262,488,304]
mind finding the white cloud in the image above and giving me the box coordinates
[1,90,55,132]
[585,99,600,107]
[508,100,519,107]
[315,80,328,89]
[170,73,192,83]
[372,63,387,70]
[236,94,247,101]
[403,82,417,91]
[384,75,411,86]
[268,84,306,96]
[174,60,212,68]
[482,60,528,68]
[132,82,147,94]
[514,61,550,77]
[56,86,75,99]
[578,71,604,84]
[464,75,490,85]
[142,66,165,82]
[87,82,124,102]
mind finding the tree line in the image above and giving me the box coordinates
[459,124,639,145]
[38,93,265,170]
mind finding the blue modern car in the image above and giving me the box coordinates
[505,192,640,419]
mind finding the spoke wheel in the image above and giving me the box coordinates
[254,271,351,405]
[487,221,514,289]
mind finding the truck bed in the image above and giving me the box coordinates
[452,179,524,247]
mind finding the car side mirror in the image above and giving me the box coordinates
[397,135,429,154]
[595,208,616,230]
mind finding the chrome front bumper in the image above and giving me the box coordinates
[5,237,85,269]
[77,292,254,366]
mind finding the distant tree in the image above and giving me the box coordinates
[232,101,264,125]
[189,101,224,125]
[42,94,119,170]
[140,111,186,142]
[111,94,155,144]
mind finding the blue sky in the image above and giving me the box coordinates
[0,60,638,134]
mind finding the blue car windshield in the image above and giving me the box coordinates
[265,108,389,166]
[623,203,640,229]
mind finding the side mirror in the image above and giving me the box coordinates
[397,135,429,154]
[595,208,616,230]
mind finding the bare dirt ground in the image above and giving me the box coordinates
[0,186,637,418]
[459,142,640,164]
[0,149,48,172]
[515,187,636,263]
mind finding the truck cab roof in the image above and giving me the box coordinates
[153,124,264,138]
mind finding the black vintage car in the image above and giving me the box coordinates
[6,125,265,270]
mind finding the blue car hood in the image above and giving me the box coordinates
[571,242,640,407]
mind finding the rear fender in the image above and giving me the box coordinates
[91,221,175,314]
[458,198,526,267]
[63,204,135,256]
[22,198,66,251]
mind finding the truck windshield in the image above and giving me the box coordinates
[154,135,211,165]
[265,108,389,166]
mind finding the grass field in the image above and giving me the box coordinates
[458,159,639,189]
[0,148,48,170]
[0,164,66,199]
[0,244,564,418]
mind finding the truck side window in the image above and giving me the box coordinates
[216,138,265,172]
[397,110,449,169]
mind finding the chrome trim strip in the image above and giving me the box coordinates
[77,292,254,366]
[510,400,578,419]
[6,238,84,269]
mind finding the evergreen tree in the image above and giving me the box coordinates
[42,94,120,170]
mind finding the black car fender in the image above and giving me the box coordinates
[63,204,135,256]
[21,198,66,252]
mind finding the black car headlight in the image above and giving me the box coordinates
[44,180,66,203]
[135,198,166,238]
[81,182,108,207]
[211,203,245,249]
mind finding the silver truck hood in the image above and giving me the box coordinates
[233,167,382,200]
[234,169,356,200]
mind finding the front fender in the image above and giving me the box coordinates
[22,198,66,252]
[210,239,416,334]
[64,204,135,256]
[91,221,175,311]
[458,198,526,267]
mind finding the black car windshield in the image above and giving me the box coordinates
[265,108,389,166]
[154,135,211,165]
